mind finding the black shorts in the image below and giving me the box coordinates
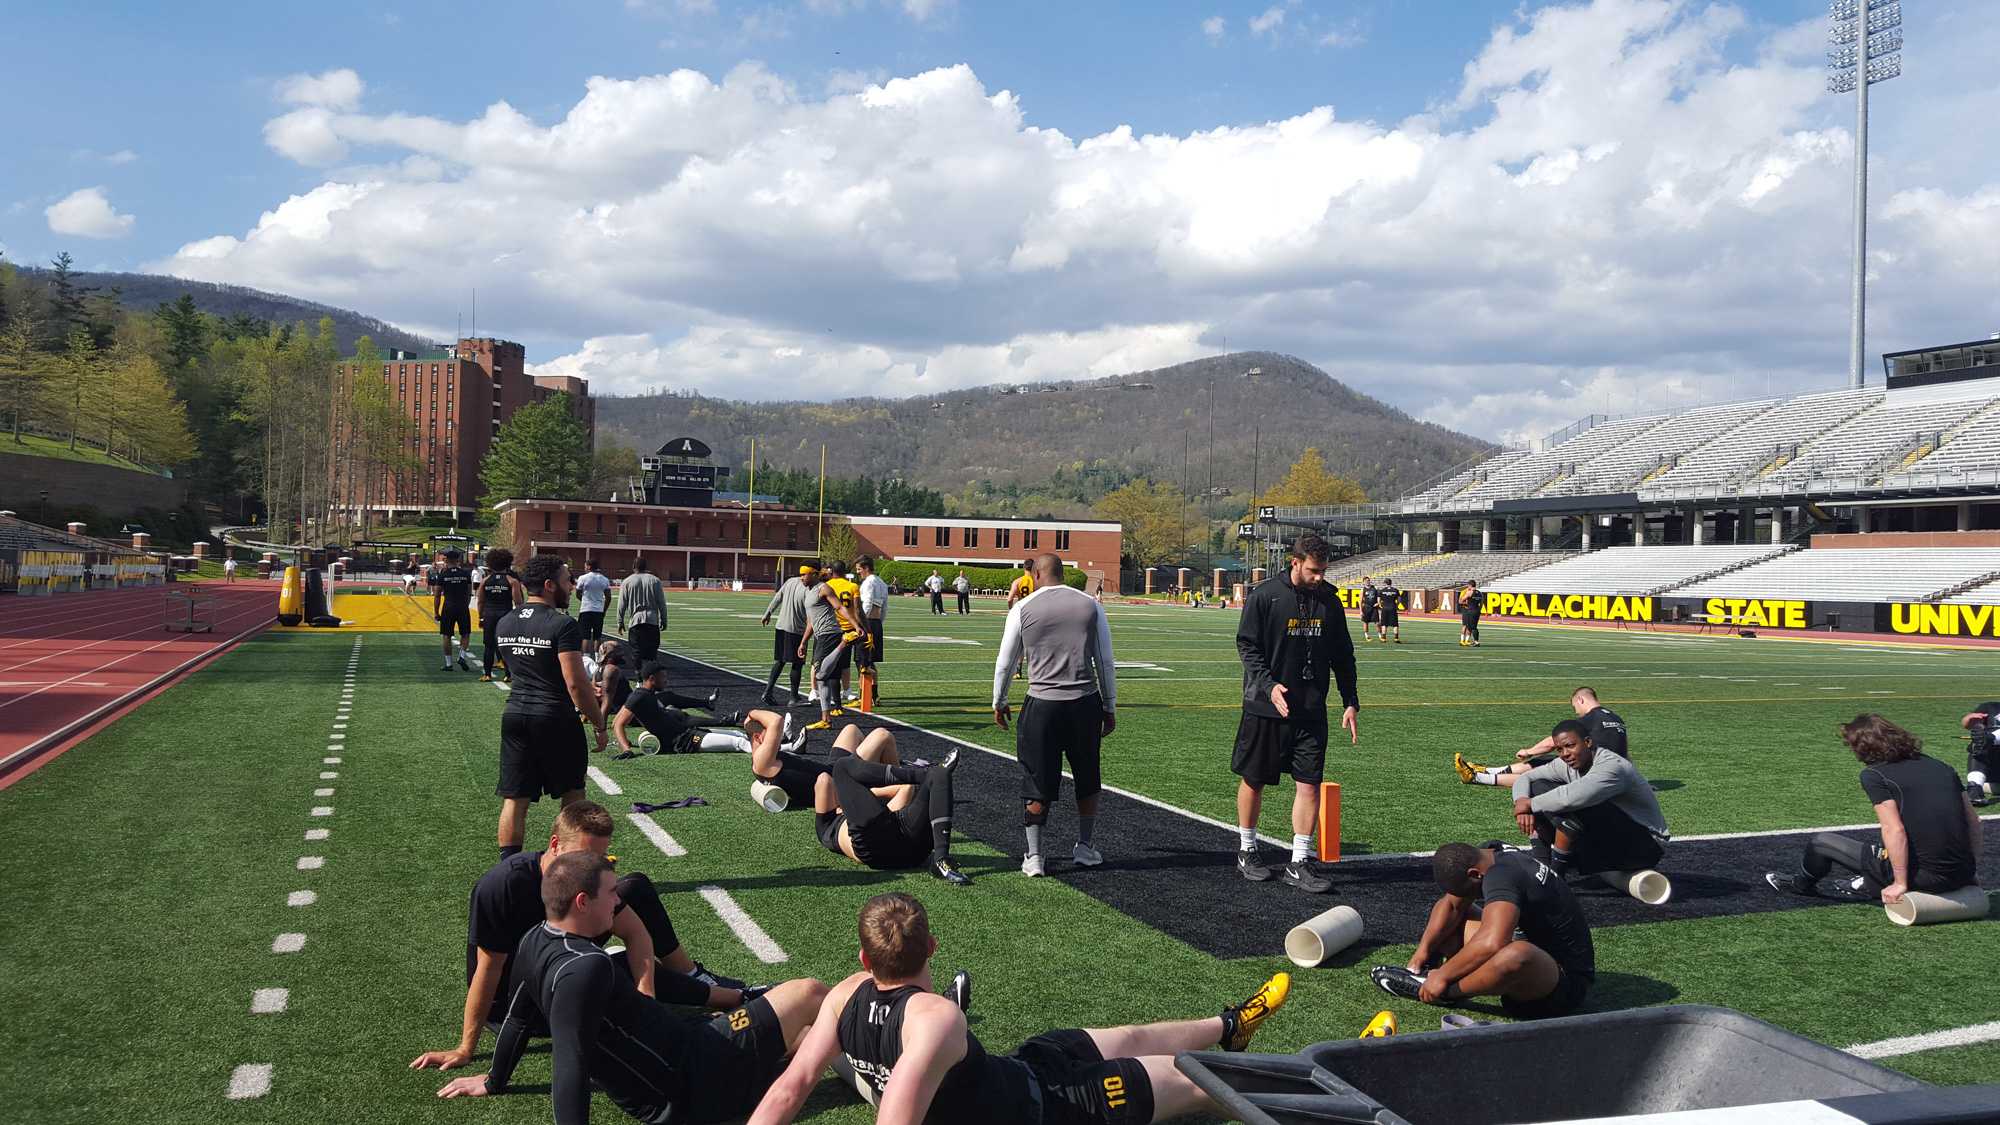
[684,996,790,1121]
[1018,694,1104,804]
[766,751,827,808]
[866,620,886,664]
[1014,1028,1154,1125]
[1501,967,1592,1021]
[816,811,847,853]
[773,629,805,664]
[498,710,588,799]
[1232,711,1329,786]
[1528,779,1665,874]
[1361,605,1378,623]
[439,604,472,637]
[1379,605,1400,626]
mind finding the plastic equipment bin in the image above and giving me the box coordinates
[1175,1005,2000,1124]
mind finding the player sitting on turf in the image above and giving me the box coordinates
[1370,841,1595,1020]
[610,660,727,758]
[413,801,758,1077]
[748,892,1290,1125]
[1506,718,1668,880]
[1376,577,1403,642]
[1458,686,1626,786]
[1958,702,1999,808]
[1765,713,1981,904]
[813,749,971,885]
[437,852,831,1123]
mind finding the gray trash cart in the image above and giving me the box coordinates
[1175,1004,2000,1124]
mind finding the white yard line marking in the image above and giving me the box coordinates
[271,933,306,954]
[1846,1019,2000,1059]
[332,723,347,729]
[322,756,341,764]
[314,787,335,797]
[698,885,789,963]
[297,856,324,870]
[328,733,345,741]
[494,681,511,692]
[319,771,338,780]
[286,890,316,907]
[628,812,688,857]
[304,828,329,841]
[587,766,623,795]
[310,806,333,817]
[250,988,289,1014]
[226,1063,272,1099]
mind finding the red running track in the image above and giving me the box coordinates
[0,583,278,788]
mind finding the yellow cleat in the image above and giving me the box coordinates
[1221,972,1290,1051]
[1358,1010,1397,1039]
[1453,752,1487,784]
[804,719,833,731]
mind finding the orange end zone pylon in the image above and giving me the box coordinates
[858,668,877,713]
[1317,781,1341,862]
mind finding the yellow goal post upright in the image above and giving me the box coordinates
[741,437,832,567]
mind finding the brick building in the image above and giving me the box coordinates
[332,337,593,520]
[492,499,1122,592]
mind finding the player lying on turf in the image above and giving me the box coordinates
[1457,687,1626,786]
[1959,701,1998,807]
[1371,842,1596,1020]
[747,891,1290,1125]
[437,852,831,1123]
[1506,718,1668,879]
[814,750,971,885]
[609,660,727,758]
[728,711,902,810]
[1765,713,1982,904]
[413,802,759,1075]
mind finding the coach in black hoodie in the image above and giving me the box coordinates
[1232,533,1360,893]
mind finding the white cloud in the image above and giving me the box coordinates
[901,0,949,21]
[1201,15,1225,40]
[275,68,364,110]
[154,2,2000,444]
[104,148,139,165]
[45,187,135,239]
[1249,6,1286,37]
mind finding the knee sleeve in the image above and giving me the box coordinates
[1023,804,1048,827]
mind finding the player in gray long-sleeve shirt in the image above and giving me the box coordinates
[759,567,816,704]
[993,553,1117,876]
[1511,718,1669,877]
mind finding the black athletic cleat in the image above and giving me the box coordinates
[935,748,960,774]
[691,962,748,992]
[1370,966,1426,1002]
[1970,782,1994,808]
[942,969,972,1013]
[930,858,971,886]
[1282,861,1333,894]
[705,690,720,711]
[718,709,749,728]
[758,691,777,706]
[1237,847,1274,882]
[1764,871,1818,897]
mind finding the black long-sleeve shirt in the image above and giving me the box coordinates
[489,923,706,1124]
[1236,571,1359,719]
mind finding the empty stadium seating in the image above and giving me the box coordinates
[1676,548,2000,603]
[1551,399,1776,494]
[1455,416,1667,504]
[1756,393,1999,489]
[1485,545,1795,596]
[1379,551,1566,588]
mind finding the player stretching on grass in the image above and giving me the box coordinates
[413,801,756,1076]
[813,750,971,885]
[1765,714,1980,904]
[436,852,831,1123]
[609,661,727,757]
[801,562,869,730]
[1370,842,1596,1020]
[492,554,607,860]
[1958,702,1999,807]
[1508,718,1667,879]
[1457,686,1625,786]
[748,892,1290,1125]
[1232,534,1360,895]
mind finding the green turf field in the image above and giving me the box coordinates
[1,593,1995,1123]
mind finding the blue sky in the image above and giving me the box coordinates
[4,1,1995,442]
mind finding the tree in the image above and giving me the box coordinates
[45,252,90,350]
[480,392,594,508]
[1094,478,1189,568]
[155,294,209,377]
[56,329,100,451]
[1243,446,1367,523]
[589,441,639,500]
[816,517,860,567]
[0,312,52,443]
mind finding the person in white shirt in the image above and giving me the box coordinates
[573,558,614,647]
[222,557,237,582]
[857,557,890,703]
[924,570,945,615]
[953,570,971,614]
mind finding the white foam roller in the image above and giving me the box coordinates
[635,730,660,752]
[750,779,789,812]
[1885,885,1992,927]
[1601,869,1673,905]
[1284,905,1363,968]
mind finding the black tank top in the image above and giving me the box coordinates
[836,981,1034,1124]
[479,570,517,615]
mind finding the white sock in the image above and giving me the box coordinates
[1472,772,1501,786]
[1970,770,1987,788]
[1238,827,1257,850]
[1291,834,1313,864]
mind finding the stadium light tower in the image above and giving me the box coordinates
[1827,0,1903,389]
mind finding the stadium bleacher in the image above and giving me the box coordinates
[1676,548,2000,604]
[1454,415,1665,503]
[1550,399,1776,494]
[1485,545,1795,596]
[1378,551,1565,588]
[1642,388,1882,496]
[1757,391,1998,489]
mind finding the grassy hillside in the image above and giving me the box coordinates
[595,351,1494,514]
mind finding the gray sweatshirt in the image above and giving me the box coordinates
[763,576,811,634]
[1513,751,1670,842]
[617,571,667,628]
[992,585,1117,710]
